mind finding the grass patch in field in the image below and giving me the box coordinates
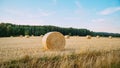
[0,49,120,68]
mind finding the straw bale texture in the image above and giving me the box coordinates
[86,35,91,39]
[65,35,70,39]
[42,32,65,50]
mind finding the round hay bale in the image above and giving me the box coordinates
[10,36,13,37]
[20,35,23,37]
[40,35,43,37]
[96,35,100,38]
[42,32,65,50]
[77,35,79,37]
[31,35,34,37]
[86,35,91,39]
[25,35,29,38]
[65,35,70,39]
[109,36,112,39]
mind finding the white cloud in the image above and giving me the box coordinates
[91,18,105,23]
[0,18,45,25]
[4,9,55,18]
[64,17,80,20]
[75,1,82,9]
[99,7,120,15]
[52,0,57,5]
[4,9,34,18]
[0,8,56,25]
[74,1,85,15]
[39,11,55,17]
[90,18,120,33]
[4,9,22,16]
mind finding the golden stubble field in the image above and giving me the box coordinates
[0,36,120,63]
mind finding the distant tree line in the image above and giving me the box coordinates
[0,23,120,37]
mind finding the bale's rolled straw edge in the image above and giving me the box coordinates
[96,35,100,38]
[25,35,29,38]
[65,35,70,39]
[42,32,65,50]
[109,36,112,39]
[86,35,91,39]
[40,35,43,37]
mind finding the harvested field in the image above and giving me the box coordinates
[0,36,120,62]
[0,36,120,68]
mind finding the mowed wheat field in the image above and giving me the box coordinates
[0,36,120,63]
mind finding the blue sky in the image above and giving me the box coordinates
[0,0,120,33]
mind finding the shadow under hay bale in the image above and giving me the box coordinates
[42,32,65,50]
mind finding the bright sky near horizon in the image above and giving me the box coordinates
[0,0,120,33]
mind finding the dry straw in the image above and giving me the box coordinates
[86,35,91,39]
[25,35,29,38]
[96,35,100,38]
[109,36,112,39]
[65,35,70,39]
[20,35,23,37]
[40,35,43,37]
[42,32,65,50]
[10,36,13,37]
[31,35,34,37]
